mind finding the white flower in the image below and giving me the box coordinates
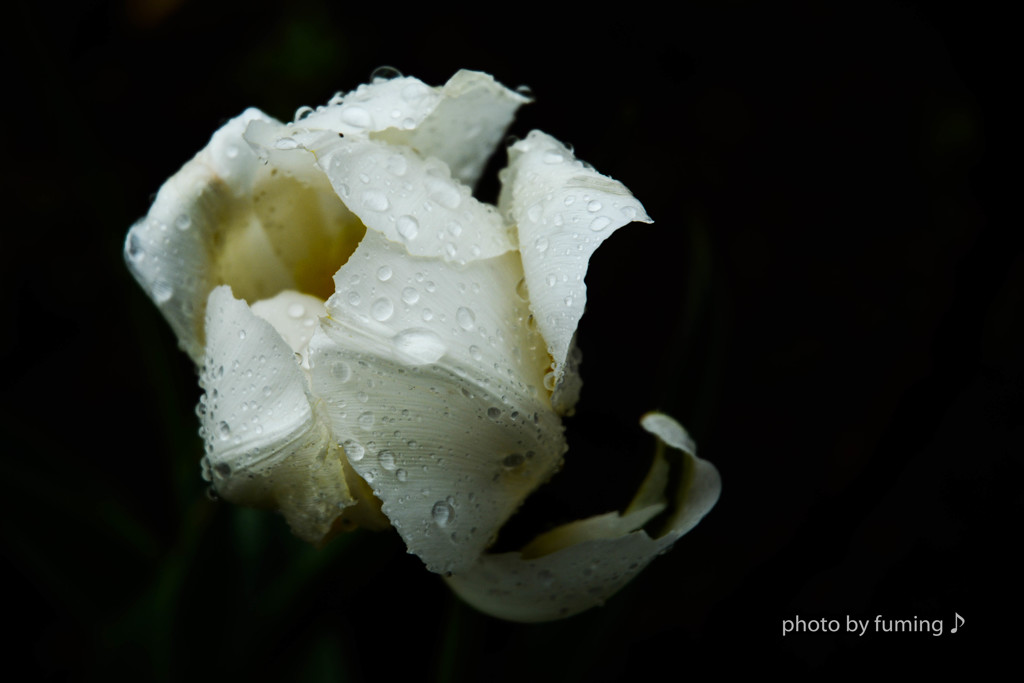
[125,70,721,622]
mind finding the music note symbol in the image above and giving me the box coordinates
[951,612,964,634]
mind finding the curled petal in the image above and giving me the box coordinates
[308,230,565,574]
[125,110,365,361]
[444,413,720,622]
[499,131,652,387]
[373,70,531,188]
[297,70,529,188]
[304,136,514,265]
[124,109,274,362]
[199,286,375,543]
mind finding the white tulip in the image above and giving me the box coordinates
[125,69,721,622]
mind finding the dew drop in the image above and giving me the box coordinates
[331,361,352,382]
[386,154,408,176]
[587,200,603,212]
[357,411,375,430]
[427,178,461,209]
[432,500,454,527]
[218,421,231,439]
[502,453,525,469]
[371,297,394,321]
[486,407,502,420]
[456,307,476,330]
[126,232,145,262]
[396,215,420,240]
[621,205,638,220]
[544,151,565,164]
[469,345,482,361]
[341,105,373,129]
[401,287,420,304]
[589,216,612,232]
[362,190,389,212]
[347,291,362,306]
[371,65,402,81]
[174,214,192,231]
[396,468,408,482]
[378,449,397,471]
[376,265,393,282]
[274,137,300,150]
[534,236,549,253]
[152,280,173,303]
[393,329,446,365]
[288,302,306,318]
[344,440,365,461]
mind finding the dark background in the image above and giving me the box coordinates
[2,1,1018,680]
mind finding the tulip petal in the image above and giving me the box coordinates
[307,229,566,574]
[125,110,365,363]
[306,136,514,264]
[199,286,360,543]
[373,70,531,188]
[296,70,528,189]
[444,413,720,622]
[298,75,444,139]
[499,130,652,390]
[124,108,275,362]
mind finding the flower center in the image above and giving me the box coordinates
[213,166,366,305]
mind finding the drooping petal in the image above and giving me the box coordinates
[307,229,565,574]
[199,286,362,543]
[293,134,514,265]
[125,110,365,363]
[499,130,653,391]
[444,413,720,622]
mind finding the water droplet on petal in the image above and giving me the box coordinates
[341,105,373,129]
[371,297,394,321]
[288,302,305,318]
[432,500,454,527]
[502,453,525,469]
[362,190,389,212]
[456,307,476,330]
[393,328,446,364]
[275,137,300,150]
[378,449,397,471]
[587,200,603,212]
[396,215,419,240]
[344,440,365,461]
[174,214,192,231]
[370,65,402,81]
[487,407,502,420]
[386,154,408,176]
[358,411,375,430]
[376,265,393,281]
[401,287,420,304]
[331,361,352,382]
[534,236,549,253]
[152,280,173,303]
[589,216,612,231]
